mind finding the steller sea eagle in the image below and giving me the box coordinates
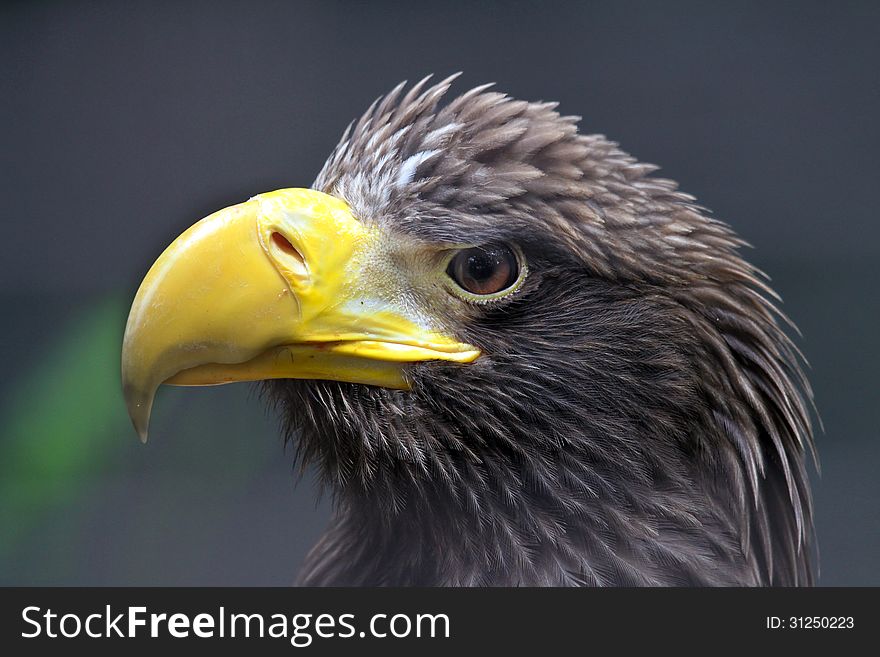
[122,76,816,586]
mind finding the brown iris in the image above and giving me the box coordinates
[447,243,519,296]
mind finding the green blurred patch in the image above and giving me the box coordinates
[0,296,131,560]
[0,294,284,582]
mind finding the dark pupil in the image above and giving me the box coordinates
[466,250,500,282]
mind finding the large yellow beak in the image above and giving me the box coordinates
[122,188,479,441]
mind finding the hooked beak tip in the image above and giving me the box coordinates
[123,382,154,444]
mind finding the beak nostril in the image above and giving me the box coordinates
[271,231,299,257]
[270,232,307,275]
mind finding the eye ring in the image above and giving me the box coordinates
[445,243,527,302]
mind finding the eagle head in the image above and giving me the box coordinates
[122,76,816,586]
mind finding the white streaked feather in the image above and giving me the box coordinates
[396,149,440,188]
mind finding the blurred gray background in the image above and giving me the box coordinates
[1,0,877,585]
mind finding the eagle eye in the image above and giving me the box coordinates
[446,243,523,299]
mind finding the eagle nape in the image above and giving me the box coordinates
[121,75,816,586]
